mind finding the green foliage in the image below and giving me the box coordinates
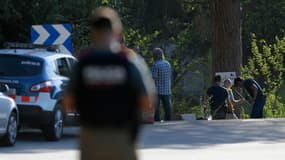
[123,28,160,65]
[242,0,285,57]
[242,34,284,94]
[242,0,285,41]
[263,94,285,118]
[199,95,212,119]
[277,83,285,104]
[243,34,285,118]
[172,99,205,119]
[169,24,211,116]
[101,0,109,4]
[170,56,211,117]
[72,23,90,54]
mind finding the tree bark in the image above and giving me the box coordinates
[212,0,242,76]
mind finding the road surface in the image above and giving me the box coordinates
[1,119,285,160]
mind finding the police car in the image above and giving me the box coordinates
[0,84,19,146]
[0,43,77,141]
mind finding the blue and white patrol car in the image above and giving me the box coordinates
[0,46,77,141]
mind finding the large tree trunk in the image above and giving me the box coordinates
[212,0,242,76]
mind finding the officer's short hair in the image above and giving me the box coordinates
[234,77,243,86]
[89,7,122,32]
[213,75,221,83]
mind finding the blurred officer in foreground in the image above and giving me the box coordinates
[63,7,155,160]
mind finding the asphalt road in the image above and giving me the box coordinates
[1,119,285,160]
[0,127,80,160]
[139,119,285,160]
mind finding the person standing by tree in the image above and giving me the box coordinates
[152,47,172,122]
[234,77,266,118]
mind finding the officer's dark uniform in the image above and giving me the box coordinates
[207,85,229,119]
[69,48,148,160]
[243,79,266,118]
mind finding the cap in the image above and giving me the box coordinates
[89,7,123,32]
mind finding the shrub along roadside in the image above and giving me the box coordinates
[242,34,285,118]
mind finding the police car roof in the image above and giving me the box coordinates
[0,49,74,59]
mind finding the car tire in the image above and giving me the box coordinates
[42,104,64,141]
[0,112,18,146]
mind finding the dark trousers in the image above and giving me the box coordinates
[210,105,226,120]
[250,96,266,118]
[80,126,137,160]
[154,95,171,121]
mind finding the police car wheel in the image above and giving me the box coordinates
[0,112,17,146]
[43,105,64,141]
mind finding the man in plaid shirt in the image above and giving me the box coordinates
[151,48,172,121]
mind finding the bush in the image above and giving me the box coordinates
[171,95,212,120]
[242,34,285,118]
[242,34,284,94]
[264,94,285,118]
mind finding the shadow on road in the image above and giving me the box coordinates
[139,119,285,150]
[0,127,80,154]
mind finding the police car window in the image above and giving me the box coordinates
[56,58,70,77]
[0,55,43,76]
[67,58,77,70]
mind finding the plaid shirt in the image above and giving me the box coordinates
[152,60,171,95]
